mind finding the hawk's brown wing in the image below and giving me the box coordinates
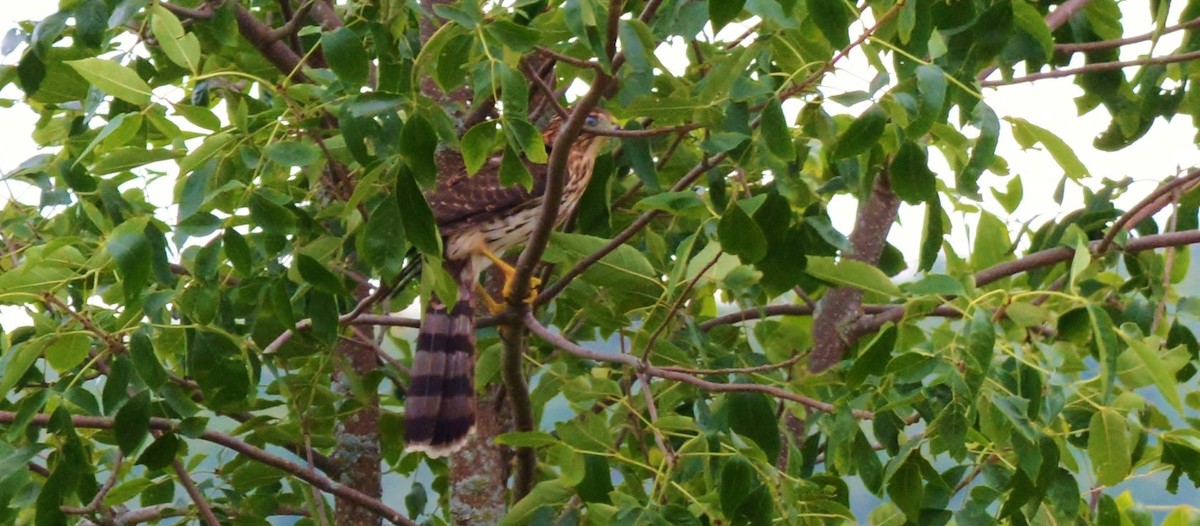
[425,152,549,231]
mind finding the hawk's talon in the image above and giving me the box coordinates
[502,275,541,305]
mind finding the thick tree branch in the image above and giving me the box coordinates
[265,0,316,42]
[809,170,901,372]
[0,411,415,526]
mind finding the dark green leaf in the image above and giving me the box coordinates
[136,433,180,471]
[223,228,252,277]
[728,392,780,460]
[957,103,999,199]
[829,105,885,160]
[487,19,538,52]
[395,166,442,256]
[807,0,851,47]
[361,196,408,280]
[760,98,795,161]
[264,141,320,167]
[107,218,152,301]
[129,327,167,389]
[249,191,296,234]
[297,254,347,296]
[709,0,746,31]
[322,27,369,85]
[720,456,759,517]
[114,390,151,454]
[462,121,500,175]
[400,114,438,187]
[1088,408,1130,486]
[891,142,936,205]
[500,145,533,189]
[718,203,768,263]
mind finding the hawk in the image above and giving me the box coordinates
[404,108,618,457]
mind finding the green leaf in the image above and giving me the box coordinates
[805,257,901,297]
[487,19,538,52]
[957,103,999,199]
[890,142,936,205]
[361,196,408,279]
[400,114,438,187]
[543,232,660,292]
[909,64,947,137]
[74,0,109,48]
[296,254,347,296]
[496,431,559,448]
[265,141,320,167]
[847,325,896,387]
[1088,408,1130,486]
[577,454,615,503]
[178,131,234,176]
[114,390,151,454]
[906,274,964,296]
[107,218,152,301]
[223,228,252,277]
[1087,305,1120,403]
[322,27,369,85]
[44,333,91,372]
[709,0,746,30]
[829,105,885,160]
[728,392,780,460]
[66,58,152,105]
[461,121,500,175]
[500,480,574,526]
[0,338,46,396]
[1120,330,1184,413]
[249,191,297,234]
[93,148,182,175]
[172,104,221,132]
[633,191,706,215]
[718,203,768,263]
[136,433,180,471]
[1007,117,1089,180]
[129,328,167,389]
[760,97,795,161]
[151,5,200,73]
[619,122,659,190]
[720,456,759,518]
[807,0,851,47]
[395,166,441,256]
[190,331,252,411]
[500,145,533,189]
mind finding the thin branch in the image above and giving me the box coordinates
[857,229,1200,335]
[636,371,677,468]
[535,47,603,71]
[699,303,961,331]
[174,459,221,526]
[523,313,873,419]
[265,0,316,42]
[1096,169,1200,254]
[1056,16,1200,53]
[584,122,702,138]
[642,251,722,359]
[0,411,415,526]
[981,50,1200,87]
[61,452,122,516]
[605,0,622,64]
[160,2,216,20]
[658,353,803,376]
[776,1,904,102]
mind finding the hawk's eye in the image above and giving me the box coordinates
[585,115,598,127]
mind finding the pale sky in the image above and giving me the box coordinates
[1,4,1196,267]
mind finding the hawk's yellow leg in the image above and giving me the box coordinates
[477,248,540,314]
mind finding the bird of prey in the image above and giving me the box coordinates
[404,108,619,457]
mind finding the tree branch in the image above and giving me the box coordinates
[173,459,221,526]
[699,304,962,332]
[523,313,873,419]
[1096,168,1200,254]
[1056,16,1200,53]
[809,168,901,372]
[0,412,416,526]
[981,50,1200,87]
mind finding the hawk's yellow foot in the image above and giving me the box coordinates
[479,248,541,306]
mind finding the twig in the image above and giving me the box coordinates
[1056,17,1200,53]
[981,50,1200,87]
[1151,196,1182,335]
[535,47,603,71]
[61,452,123,516]
[160,2,215,20]
[858,229,1200,336]
[776,1,905,102]
[636,371,677,468]
[174,459,221,526]
[698,301,962,331]
[659,354,802,375]
[0,411,415,526]
[266,0,316,42]
[641,251,722,359]
[1096,169,1200,254]
[523,313,873,419]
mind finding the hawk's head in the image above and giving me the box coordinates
[542,108,619,146]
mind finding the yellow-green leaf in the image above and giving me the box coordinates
[806,257,901,297]
[66,58,152,105]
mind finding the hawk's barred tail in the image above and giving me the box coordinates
[404,293,476,457]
